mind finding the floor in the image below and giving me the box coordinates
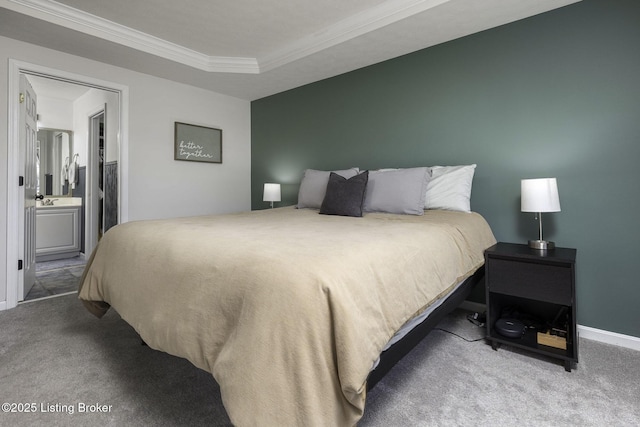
[24,255,87,301]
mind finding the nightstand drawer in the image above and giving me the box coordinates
[488,258,572,305]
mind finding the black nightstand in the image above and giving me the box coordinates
[485,242,577,371]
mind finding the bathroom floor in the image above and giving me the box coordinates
[24,256,87,302]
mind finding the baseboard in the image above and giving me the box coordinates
[460,300,640,352]
[0,301,6,311]
[578,325,640,352]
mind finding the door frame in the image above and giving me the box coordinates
[87,107,106,255]
[5,59,129,310]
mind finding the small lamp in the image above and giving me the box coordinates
[521,178,561,250]
[263,183,281,208]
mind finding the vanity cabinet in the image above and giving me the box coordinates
[36,205,81,261]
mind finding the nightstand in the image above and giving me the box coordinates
[485,242,577,371]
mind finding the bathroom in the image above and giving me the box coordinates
[24,75,119,301]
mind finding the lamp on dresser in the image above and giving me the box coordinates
[521,178,561,250]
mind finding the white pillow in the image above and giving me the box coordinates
[297,168,359,209]
[363,167,429,215]
[424,164,476,212]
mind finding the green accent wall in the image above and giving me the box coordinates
[251,0,640,338]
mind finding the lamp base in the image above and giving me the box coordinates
[528,240,555,250]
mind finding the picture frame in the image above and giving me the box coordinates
[174,122,222,163]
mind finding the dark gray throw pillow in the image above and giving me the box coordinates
[320,171,369,217]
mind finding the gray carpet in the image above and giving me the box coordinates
[1,294,638,426]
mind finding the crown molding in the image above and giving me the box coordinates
[1,0,260,73]
[259,0,450,72]
[2,0,452,74]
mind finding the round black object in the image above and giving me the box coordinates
[495,318,526,338]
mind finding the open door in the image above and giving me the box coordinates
[19,74,39,300]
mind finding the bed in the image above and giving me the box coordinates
[78,167,496,426]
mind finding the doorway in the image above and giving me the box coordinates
[5,59,129,309]
[23,78,112,302]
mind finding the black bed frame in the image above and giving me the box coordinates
[366,266,485,390]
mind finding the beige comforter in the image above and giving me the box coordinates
[78,207,496,426]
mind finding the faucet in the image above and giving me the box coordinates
[43,198,58,206]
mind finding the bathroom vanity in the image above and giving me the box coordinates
[36,197,82,261]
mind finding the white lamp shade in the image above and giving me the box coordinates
[521,178,561,213]
[263,183,281,202]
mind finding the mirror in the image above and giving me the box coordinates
[37,129,74,197]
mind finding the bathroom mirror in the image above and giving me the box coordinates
[37,128,74,197]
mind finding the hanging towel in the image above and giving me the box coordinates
[69,158,79,189]
[61,157,70,183]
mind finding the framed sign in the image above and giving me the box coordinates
[174,122,222,163]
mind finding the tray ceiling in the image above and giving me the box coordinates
[0,0,581,100]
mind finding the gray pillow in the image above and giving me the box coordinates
[363,167,429,215]
[297,168,359,209]
[319,171,369,217]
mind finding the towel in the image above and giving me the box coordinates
[61,158,69,183]
[69,160,79,189]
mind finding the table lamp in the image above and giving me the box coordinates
[263,183,281,208]
[521,178,561,250]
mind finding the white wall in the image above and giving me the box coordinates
[37,96,73,130]
[127,79,252,220]
[0,35,251,309]
[73,88,119,167]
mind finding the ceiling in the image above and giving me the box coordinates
[28,74,90,101]
[0,0,580,101]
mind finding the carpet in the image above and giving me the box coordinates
[0,294,638,426]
